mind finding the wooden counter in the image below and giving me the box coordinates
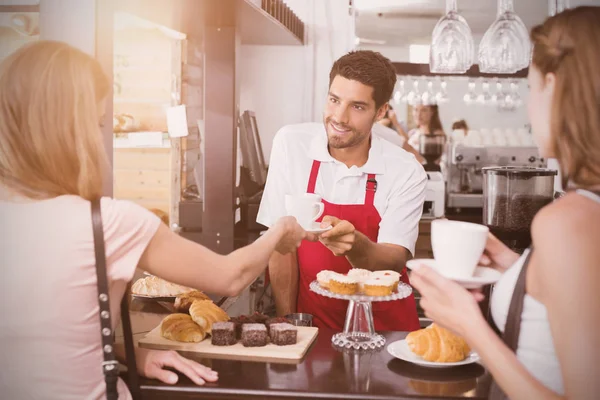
[125,300,491,400]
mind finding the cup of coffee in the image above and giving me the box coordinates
[430,220,489,278]
[285,193,324,229]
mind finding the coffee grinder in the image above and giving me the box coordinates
[482,167,557,253]
[418,134,446,218]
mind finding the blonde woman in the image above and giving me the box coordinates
[412,7,600,400]
[0,41,307,399]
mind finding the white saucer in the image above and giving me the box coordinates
[406,259,502,289]
[387,339,480,368]
[303,222,333,234]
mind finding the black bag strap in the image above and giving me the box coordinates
[91,198,140,400]
[488,248,534,400]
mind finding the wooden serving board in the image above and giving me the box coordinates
[138,325,319,364]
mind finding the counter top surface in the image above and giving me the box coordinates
[127,300,491,400]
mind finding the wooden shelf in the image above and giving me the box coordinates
[238,0,303,46]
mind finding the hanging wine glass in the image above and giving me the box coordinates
[477,80,493,105]
[429,0,475,74]
[394,80,406,103]
[510,80,522,107]
[406,79,421,105]
[463,79,477,105]
[421,79,437,105]
[549,0,569,16]
[436,78,450,103]
[490,79,504,106]
[478,0,531,73]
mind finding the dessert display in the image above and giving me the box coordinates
[174,290,211,313]
[362,276,395,296]
[189,299,230,334]
[160,313,206,343]
[241,323,268,347]
[315,268,402,296]
[269,323,297,346]
[328,273,359,295]
[406,323,471,363]
[132,275,193,297]
[211,321,237,346]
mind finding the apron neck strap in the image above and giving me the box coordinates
[307,160,321,194]
[365,174,377,206]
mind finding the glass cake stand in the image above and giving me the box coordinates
[309,281,413,350]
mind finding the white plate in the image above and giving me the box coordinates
[303,222,333,234]
[406,259,502,289]
[387,339,480,368]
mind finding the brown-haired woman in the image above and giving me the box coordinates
[407,104,445,150]
[0,41,307,399]
[411,6,600,400]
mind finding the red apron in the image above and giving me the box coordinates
[296,160,420,332]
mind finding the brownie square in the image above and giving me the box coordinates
[241,323,268,347]
[265,317,291,334]
[269,323,297,346]
[211,321,236,346]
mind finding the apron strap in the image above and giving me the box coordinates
[365,174,377,206]
[307,160,321,194]
[489,248,534,400]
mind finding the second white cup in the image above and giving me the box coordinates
[285,193,325,229]
[431,219,489,278]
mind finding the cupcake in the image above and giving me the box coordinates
[347,268,372,292]
[328,273,359,295]
[372,270,401,291]
[316,270,334,289]
[362,276,396,296]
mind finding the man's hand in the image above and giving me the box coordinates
[318,216,356,256]
[136,348,218,385]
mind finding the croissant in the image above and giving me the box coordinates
[189,300,229,334]
[174,290,211,313]
[406,323,471,363]
[160,313,206,342]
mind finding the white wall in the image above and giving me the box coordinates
[240,0,355,160]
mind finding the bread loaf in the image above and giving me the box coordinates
[174,290,211,313]
[160,313,206,342]
[189,300,229,334]
[406,323,471,363]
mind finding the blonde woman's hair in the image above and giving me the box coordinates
[531,6,600,188]
[0,40,110,200]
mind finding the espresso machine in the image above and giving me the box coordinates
[419,134,445,219]
[445,141,546,210]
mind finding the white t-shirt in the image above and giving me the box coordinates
[0,195,160,400]
[256,122,427,255]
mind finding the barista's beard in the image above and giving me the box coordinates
[324,116,374,150]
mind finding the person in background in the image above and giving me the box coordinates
[411,6,600,399]
[375,104,424,163]
[0,41,307,399]
[257,50,426,332]
[407,103,445,150]
[451,119,469,132]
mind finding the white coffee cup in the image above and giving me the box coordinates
[430,220,489,278]
[285,193,325,229]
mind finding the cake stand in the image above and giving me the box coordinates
[309,281,413,350]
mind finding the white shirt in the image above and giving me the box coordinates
[257,122,427,255]
[372,123,406,148]
[491,249,564,394]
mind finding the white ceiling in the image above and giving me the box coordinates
[355,0,600,46]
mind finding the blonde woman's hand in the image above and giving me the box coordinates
[273,216,308,254]
[136,348,218,385]
[410,265,486,340]
[479,233,520,273]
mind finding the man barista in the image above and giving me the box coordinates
[257,51,427,331]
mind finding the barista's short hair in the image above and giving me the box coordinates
[329,50,397,109]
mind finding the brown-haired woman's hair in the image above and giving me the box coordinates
[329,50,397,109]
[428,105,444,135]
[0,40,110,200]
[530,6,600,188]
